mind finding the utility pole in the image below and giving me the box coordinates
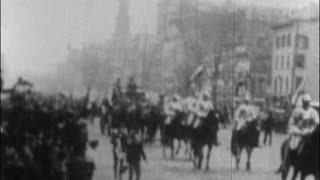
[291,21,299,95]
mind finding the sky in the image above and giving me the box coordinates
[1,0,158,86]
[1,0,318,87]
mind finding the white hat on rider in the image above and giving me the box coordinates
[302,94,311,102]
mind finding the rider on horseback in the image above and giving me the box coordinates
[232,93,260,147]
[277,93,319,173]
[164,95,182,125]
[194,93,213,128]
[234,94,257,130]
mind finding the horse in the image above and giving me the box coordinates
[161,111,189,159]
[144,106,163,144]
[231,119,260,171]
[279,125,319,180]
[190,109,220,170]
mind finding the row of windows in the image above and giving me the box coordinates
[274,76,290,93]
[275,33,291,49]
[274,54,305,70]
[275,55,291,70]
[275,34,309,50]
[252,64,268,73]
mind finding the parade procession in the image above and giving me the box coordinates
[1,0,319,180]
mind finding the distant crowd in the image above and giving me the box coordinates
[1,77,98,180]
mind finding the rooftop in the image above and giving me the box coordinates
[272,18,319,30]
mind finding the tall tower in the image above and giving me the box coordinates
[112,0,131,79]
[114,0,130,46]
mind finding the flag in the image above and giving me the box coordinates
[189,64,205,82]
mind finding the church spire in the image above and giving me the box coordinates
[114,0,130,45]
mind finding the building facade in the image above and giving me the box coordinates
[271,18,319,101]
[250,55,272,100]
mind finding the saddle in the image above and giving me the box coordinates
[233,120,259,147]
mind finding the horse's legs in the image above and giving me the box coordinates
[198,149,203,169]
[235,147,242,170]
[263,130,267,146]
[189,146,193,161]
[176,139,181,155]
[269,130,273,146]
[162,140,167,159]
[193,150,197,168]
[205,144,213,170]
[100,119,105,135]
[119,159,124,180]
[246,147,253,171]
[281,168,289,180]
[300,172,307,180]
[291,167,298,180]
[170,139,174,159]
[113,155,118,180]
[184,139,189,155]
[192,144,198,168]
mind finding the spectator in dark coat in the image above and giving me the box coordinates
[263,110,274,146]
[126,130,147,180]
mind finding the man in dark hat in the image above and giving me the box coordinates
[126,130,147,180]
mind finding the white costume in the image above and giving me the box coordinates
[183,97,200,126]
[288,94,319,150]
[234,98,257,131]
[164,97,183,125]
[192,93,213,128]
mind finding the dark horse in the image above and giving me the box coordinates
[144,106,163,144]
[280,125,319,180]
[231,120,260,171]
[191,109,219,170]
[161,111,189,159]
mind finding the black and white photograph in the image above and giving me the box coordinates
[1,0,319,180]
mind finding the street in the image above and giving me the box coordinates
[87,119,312,180]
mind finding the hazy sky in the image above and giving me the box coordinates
[1,0,158,85]
[1,0,318,86]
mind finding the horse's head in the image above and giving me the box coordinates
[205,109,220,127]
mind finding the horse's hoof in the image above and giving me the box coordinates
[246,163,251,171]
